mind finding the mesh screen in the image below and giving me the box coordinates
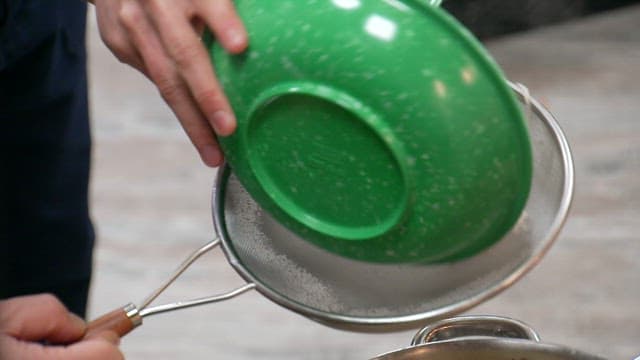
[219,91,568,323]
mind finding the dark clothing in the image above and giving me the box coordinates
[0,0,93,317]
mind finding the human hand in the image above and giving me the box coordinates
[93,0,249,167]
[0,294,123,360]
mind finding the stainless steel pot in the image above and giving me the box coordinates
[372,316,607,360]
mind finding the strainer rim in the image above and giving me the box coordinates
[211,83,575,332]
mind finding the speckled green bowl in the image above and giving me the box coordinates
[205,0,532,263]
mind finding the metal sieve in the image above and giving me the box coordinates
[87,82,574,338]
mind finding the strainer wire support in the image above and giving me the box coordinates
[139,283,256,318]
[139,238,222,310]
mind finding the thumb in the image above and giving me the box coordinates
[0,294,86,344]
[0,333,124,360]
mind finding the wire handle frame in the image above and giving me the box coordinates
[138,238,256,316]
[86,239,255,338]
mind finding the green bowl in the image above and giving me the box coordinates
[205,0,532,263]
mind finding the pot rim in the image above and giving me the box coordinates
[371,315,607,360]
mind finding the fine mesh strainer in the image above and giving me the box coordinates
[87,83,573,338]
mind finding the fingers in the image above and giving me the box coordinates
[195,0,248,53]
[94,0,147,73]
[0,333,124,360]
[69,332,124,359]
[62,335,124,360]
[0,294,124,359]
[91,330,121,346]
[119,0,224,166]
[94,0,249,167]
[144,1,238,137]
[0,294,86,344]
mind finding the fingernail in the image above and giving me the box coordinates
[227,29,247,50]
[99,330,121,346]
[211,111,235,136]
[202,144,223,167]
[68,312,87,330]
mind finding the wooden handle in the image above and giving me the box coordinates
[85,304,142,339]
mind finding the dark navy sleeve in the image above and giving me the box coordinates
[0,0,93,317]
